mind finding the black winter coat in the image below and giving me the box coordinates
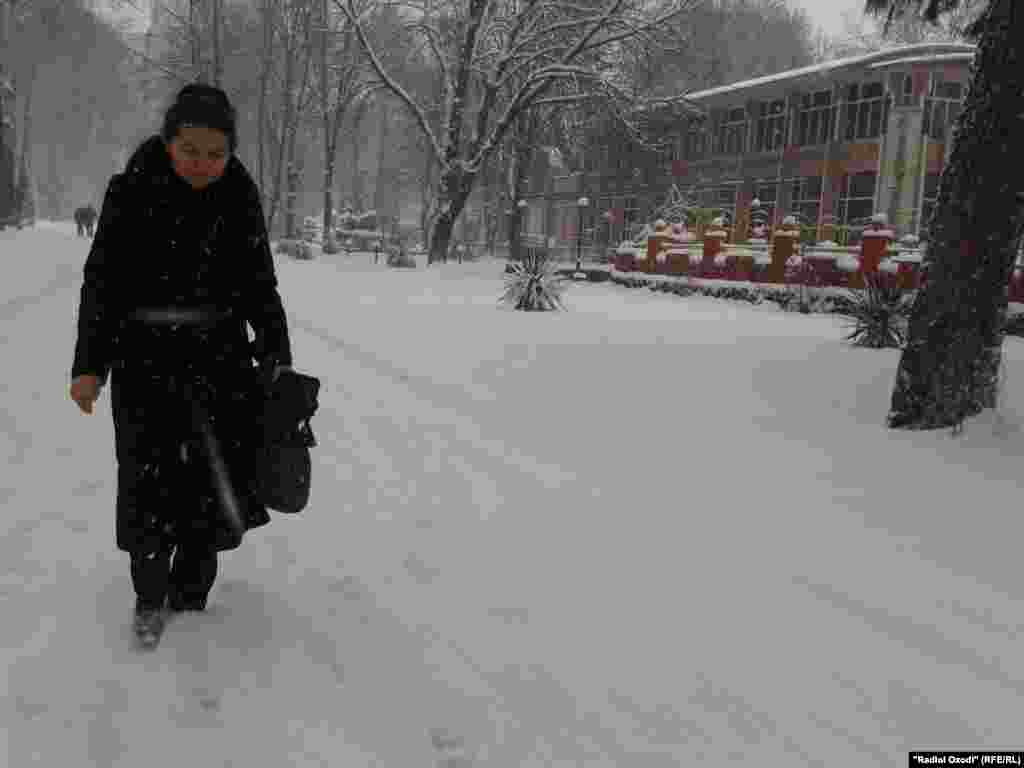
[72,136,292,553]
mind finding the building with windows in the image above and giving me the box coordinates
[510,42,974,252]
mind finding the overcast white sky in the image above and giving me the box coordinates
[790,0,868,37]
[101,0,871,45]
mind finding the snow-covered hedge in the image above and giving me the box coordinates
[836,254,860,273]
[607,271,863,316]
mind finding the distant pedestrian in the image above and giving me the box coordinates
[74,204,97,237]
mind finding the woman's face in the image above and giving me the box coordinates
[166,125,230,190]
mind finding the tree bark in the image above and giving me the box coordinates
[373,98,391,228]
[16,59,36,222]
[887,0,1024,431]
[427,165,475,263]
[349,96,368,210]
[0,0,17,227]
[319,0,336,253]
[212,0,223,87]
[257,0,274,209]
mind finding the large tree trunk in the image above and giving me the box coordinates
[0,0,17,228]
[505,111,537,261]
[349,98,368,209]
[257,0,273,207]
[427,166,475,264]
[212,0,223,87]
[15,60,36,223]
[319,0,337,253]
[373,99,391,229]
[887,0,1024,431]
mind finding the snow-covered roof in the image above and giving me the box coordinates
[868,52,975,69]
[679,43,975,102]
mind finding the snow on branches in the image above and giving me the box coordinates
[333,0,704,178]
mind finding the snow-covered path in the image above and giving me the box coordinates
[4,223,1024,766]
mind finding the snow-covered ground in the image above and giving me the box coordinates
[4,222,1024,766]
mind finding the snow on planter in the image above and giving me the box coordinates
[880,259,900,274]
[892,248,923,264]
[836,254,860,272]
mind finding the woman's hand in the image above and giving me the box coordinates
[70,374,102,415]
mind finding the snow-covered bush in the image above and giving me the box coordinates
[500,251,568,311]
[275,239,314,260]
[836,254,860,272]
[837,275,912,348]
[386,245,417,268]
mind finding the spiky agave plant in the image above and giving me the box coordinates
[500,250,568,311]
[839,274,913,348]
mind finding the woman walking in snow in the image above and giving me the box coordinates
[69,84,293,648]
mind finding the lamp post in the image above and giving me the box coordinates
[751,197,766,240]
[516,198,527,261]
[576,196,590,276]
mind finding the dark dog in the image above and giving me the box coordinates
[74,205,98,237]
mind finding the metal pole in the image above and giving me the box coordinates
[576,204,582,272]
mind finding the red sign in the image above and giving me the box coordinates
[672,159,689,177]
[784,145,801,162]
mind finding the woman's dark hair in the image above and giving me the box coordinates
[161,83,237,152]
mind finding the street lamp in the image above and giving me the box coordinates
[516,199,528,260]
[576,196,590,275]
[751,197,767,240]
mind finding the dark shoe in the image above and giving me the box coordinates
[133,604,166,649]
[167,591,208,612]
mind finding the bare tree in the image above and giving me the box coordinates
[335,0,704,264]
[313,0,380,252]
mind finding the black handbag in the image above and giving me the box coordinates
[249,368,320,514]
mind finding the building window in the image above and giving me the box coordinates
[755,100,787,152]
[797,90,833,146]
[702,184,738,225]
[920,172,941,235]
[683,121,706,160]
[836,172,877,227]
[923,80,964,142]
[895,73,915,107]
[789,176,822,229]
[715,108,748,156]
[843,82,887,140]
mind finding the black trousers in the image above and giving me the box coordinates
[131,541,218,611]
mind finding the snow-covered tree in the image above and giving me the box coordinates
[335,0,704,264]
[863,0,1024,431]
